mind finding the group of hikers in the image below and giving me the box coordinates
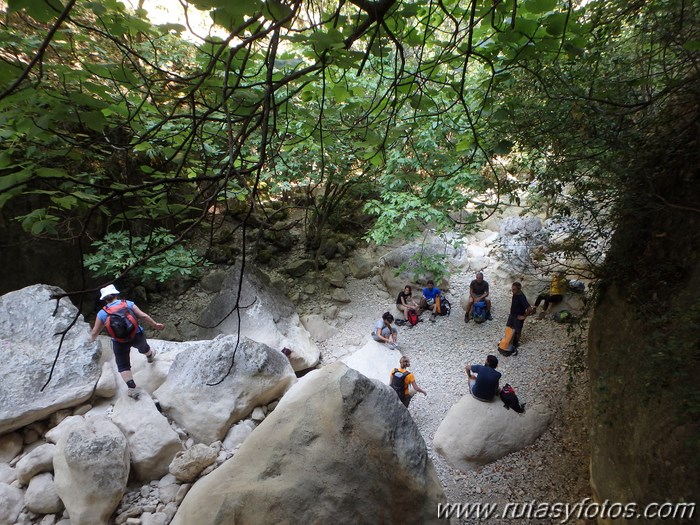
[382,271,570,407]
[90,270,569,408]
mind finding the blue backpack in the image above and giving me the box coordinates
[473,300,487,323]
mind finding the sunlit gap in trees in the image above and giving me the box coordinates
[124,0,226,43]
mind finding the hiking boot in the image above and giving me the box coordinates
[430,314,436,323]
[146,348,157,363]
[486,312,493,321]
[127,387,140,400]
[464,313,470,323]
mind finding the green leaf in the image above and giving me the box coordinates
[683,40,700,51]
[544,12,568,36]
[0,169,33,191]
[36,167,68,178]
[8,0,64,22]
[264,0,293,22]
[524,0,558,14]
[211,8,244,31]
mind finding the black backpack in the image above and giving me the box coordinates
[103,301,138,342]
[500,383,525,413]
[390,368,409,402]
[437,296,451,316]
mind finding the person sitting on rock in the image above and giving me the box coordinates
[90,284,164,399]
[465,271,492,322]
[534,271,567,319]
[419,279,442,322]
[372,312,399,349]
[507,282,534,350]
[396,284,419,322]
[465,355,501,401]
[390,356,427,408]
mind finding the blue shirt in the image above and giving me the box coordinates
[422,287,441,301]
[470,364,501,400]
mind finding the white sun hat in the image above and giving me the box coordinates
[99,284,120,300]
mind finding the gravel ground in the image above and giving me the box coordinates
[314,271,593,525]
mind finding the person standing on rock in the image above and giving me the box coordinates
[465,355,501,401]
[90,284,164,399]
[372,312,399,350]
[390,356,427,407]
[507,282,534,350]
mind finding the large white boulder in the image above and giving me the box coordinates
[111,393,183,480]
[0,285,102,434]
[195,264,320,371]
[53,416,129,525]
[172,363,446,525]
[154,335,296,444]
[433,394,551,471]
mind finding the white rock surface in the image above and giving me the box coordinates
[53,417,129,525]
[172,363,445,524]
[111,393,183,480]
[24,472,64,514]
[0,285,102,434]
[0,482,24,525]
[155,335,296,444]
[341,339,402,383]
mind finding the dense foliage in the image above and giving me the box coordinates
[0,0,697,288]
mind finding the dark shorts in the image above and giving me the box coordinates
[506,315,525,333]
[113,331,150,372]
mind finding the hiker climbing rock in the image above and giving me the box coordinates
[90,284,164,399]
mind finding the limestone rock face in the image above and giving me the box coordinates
[53,416,130,525]
[433,394,551,471]
[300,313,335,342]
[16,443,55,485]
[154,335,296,444]
[195,264,320,371]
[0,285,102,434]
[172,363,446,525]
[0,482,24,525]
[111,393,184,480]
[168,444,217,483]
[25,472,64,514]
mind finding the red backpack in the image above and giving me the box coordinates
[102,301,138,342]
[406,309,419,326]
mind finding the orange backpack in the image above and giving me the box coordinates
[103,301,138,342]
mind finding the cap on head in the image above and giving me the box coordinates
[100,284,120,300]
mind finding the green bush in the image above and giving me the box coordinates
[85,228,206,283]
